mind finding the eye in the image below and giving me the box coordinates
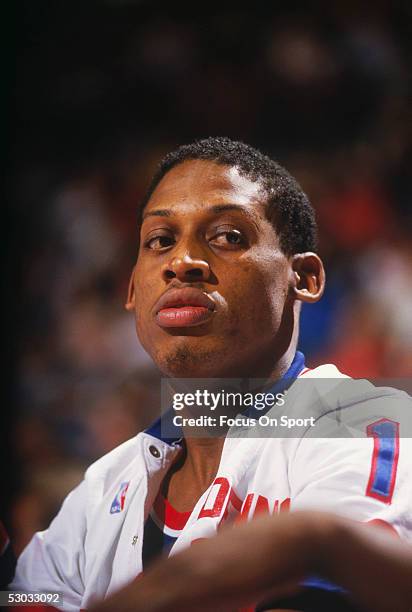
[145,234,175,250]
[210,228,246,249]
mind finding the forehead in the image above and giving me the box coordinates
[145,159,268,214]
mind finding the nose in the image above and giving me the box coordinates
[162,253,211,283]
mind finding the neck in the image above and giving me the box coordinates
[251,343,297,384]
[181,435,225,488]
[237,301,300,381]
[208,341,297,383]
[163,435,224,508]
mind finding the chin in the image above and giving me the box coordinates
[151,336,231,379]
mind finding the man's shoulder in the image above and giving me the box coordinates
[299,361,410,403]
[295,362,411,432]
[300,362,349,379]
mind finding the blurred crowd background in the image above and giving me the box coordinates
[6,1,411,553]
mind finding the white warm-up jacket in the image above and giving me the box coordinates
[11,354,412,610]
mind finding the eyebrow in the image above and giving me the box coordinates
[142,204,260,227]
[143,209,171,220]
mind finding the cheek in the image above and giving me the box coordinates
[226,256,289,334]
[133,271,156,342]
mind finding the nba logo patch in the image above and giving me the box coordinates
[110,481,130,514]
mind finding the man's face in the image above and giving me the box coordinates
[131,159,295,378]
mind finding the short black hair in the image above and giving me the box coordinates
[139,136,317,255]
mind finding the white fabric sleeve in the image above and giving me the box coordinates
[290,432,412,541]
[289,383,412,541]
[10,480,87,611]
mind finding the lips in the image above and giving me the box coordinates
[154,287,216,328]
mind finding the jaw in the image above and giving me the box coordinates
[146,334,289,381]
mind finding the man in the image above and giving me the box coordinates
[11,137,412,610]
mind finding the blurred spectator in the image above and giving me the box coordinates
[12,464,84,556]
[86,367,162,457]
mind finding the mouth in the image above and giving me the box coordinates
[154,287,216,328]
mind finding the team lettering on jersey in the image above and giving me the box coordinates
[197,476,291,527]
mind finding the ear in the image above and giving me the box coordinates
[125,266,136,311]
[291,253,325,303]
